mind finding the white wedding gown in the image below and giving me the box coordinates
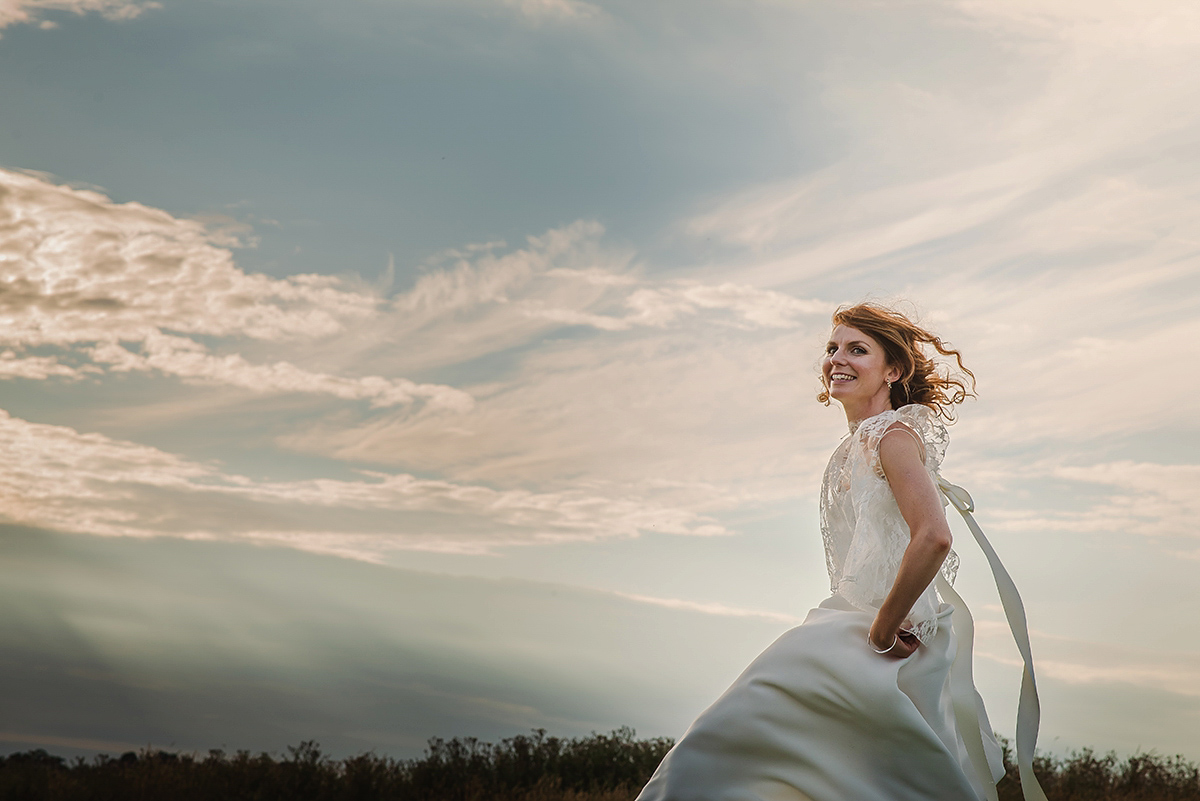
[636,405,1047,801]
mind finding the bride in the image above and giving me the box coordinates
[636,303,1048,801]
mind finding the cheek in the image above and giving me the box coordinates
[856,355,882,372]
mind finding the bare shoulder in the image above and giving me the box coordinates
[878,420,927,472]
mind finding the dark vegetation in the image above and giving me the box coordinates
[1,728,1197,800]
[997,741,1200,801]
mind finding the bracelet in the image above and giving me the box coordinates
[868,633,899,654]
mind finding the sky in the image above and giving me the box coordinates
[1,0,1199,764]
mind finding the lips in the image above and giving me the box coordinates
[830,373,856,382]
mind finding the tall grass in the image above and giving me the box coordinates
[1,728,1197,800]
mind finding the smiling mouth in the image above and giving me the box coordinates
[830,373,856,382]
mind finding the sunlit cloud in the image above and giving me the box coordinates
[0,409,728,558]
[0,0,158,32]
[0,167,470,410]
[0,168,374,344]
[372,221,827,374]
[0,168,838,553]
[0,349,87,379]
[277,325,831,500]
[88,331,472,411]
[675,0,1200,463]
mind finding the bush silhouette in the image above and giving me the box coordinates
[1,729,1197,800]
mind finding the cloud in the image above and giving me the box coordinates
[0,0,158,32]
[974,619,1200,698]
[398,224,824,330]
[0,349,87,379]
[0,167,835,553]
[0,169,822,421]
[2,0,1198,763]
[613,591,803,626]
[0,168,374,345]
[0,167,469,410]
[88,331,472,411]
[674,0,1200,463]
[0,408,728,558]
[299,218,832,403]
[277,324,833,503]
[500,0,606,25]
[0,528,797,758]
[520,280,825,331]
[950,0,1200,47]
[1047,462,1200,540]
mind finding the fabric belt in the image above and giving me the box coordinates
[936,477,1049,801]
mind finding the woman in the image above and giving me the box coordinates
[636,303,1047,801]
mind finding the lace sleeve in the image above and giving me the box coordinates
[864,404,949,477]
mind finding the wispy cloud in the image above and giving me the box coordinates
[676,0,1200,462]
[614,591,803,625]
[88,331,472,411]
[974,620,1200,698]
[0,168,469,411]
[0,167,838,552]
[371,221,826,374]
[0,409,729,558]
[987,461,1200,541]
[499,0,606,25]
[0,0,158,32]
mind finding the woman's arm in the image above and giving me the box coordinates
[867,422,953,658]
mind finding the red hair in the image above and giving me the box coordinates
[817,302,975,420]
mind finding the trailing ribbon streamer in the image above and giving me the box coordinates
[937,477,1049,801]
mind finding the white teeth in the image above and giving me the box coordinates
[831,374,855,380]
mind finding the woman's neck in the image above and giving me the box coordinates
[842,396,895,431]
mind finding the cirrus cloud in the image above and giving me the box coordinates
[0,407,729,559]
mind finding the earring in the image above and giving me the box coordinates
[886,379,893,390]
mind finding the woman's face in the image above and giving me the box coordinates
[822,324,899,405]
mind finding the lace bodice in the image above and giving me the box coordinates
[819,403,960,644]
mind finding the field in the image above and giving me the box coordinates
[2,728,1198,800]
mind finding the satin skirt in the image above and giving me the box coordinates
[636,595,1005,801]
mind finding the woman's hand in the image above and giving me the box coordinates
[868,624,920,659]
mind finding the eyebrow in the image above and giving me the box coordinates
[826,340,872,348]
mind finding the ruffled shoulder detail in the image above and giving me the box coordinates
[859,403,949,475]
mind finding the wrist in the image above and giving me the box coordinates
[873,628,903,647]
[868,632,899,654]
[867,624,894,650]
[872,604,907,635]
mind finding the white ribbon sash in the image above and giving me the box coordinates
[937,477,1049,801]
